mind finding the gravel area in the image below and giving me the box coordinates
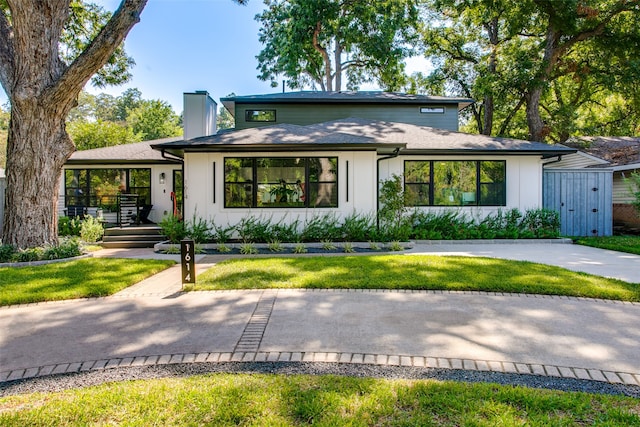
[2,362,639,398]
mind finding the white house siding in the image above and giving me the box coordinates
[183,151,378,229]
[379,155,544,220]
[59,164,181,224]
[187,152,548,230]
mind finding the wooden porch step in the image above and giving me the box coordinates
[102,226,166,249]
[102,240,163,249]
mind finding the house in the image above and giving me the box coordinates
[562,137,640,230]
[149,91,574,231]
[60,90,578,235]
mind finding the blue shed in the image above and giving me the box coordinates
[543,168,613,237]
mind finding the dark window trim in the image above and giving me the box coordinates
[224,156,339,209]
[404,160,506,207]
[245,109,276,122]
[64,167,152,207]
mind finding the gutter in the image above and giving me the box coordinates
[376,147,401,230]
[541,155,563,168]
[161,149,184,163]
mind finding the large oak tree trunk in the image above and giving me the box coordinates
[0,0,148,249]
[3,100,74,248]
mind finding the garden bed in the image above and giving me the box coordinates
[154,241,414,255]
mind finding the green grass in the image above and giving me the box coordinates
[192,255,640,302]
[574,235,640,255]
[0,258,174,306]
[1,373,638,425]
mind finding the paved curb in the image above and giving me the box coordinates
[2,351,639,387]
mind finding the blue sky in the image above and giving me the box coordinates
[1,0,428,114]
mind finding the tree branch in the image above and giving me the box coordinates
[47,0,148,109]
[312,21,333,91]
[0,8,15,95]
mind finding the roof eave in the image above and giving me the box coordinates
[399,148,577,157]
[65,158,181,165]
[176,142,406,154]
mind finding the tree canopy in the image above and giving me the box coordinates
[415,0,640,142]
[255,0,421,91]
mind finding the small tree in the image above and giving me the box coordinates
[378,174,412,240]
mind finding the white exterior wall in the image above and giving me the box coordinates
[59,164,181,224]
[184,152,546,228]
[183,151,378,229]
[379,155,544,220]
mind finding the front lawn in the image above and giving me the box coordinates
[0,258,174,306]
[574,235,640,255]
[1,374,638,425]
[193,255,640,302]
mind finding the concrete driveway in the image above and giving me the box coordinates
[1,242,639,387]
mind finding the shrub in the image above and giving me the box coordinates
[216,243,232,253]
[293,242,308,254]
[268,239,284,252]
[321,240,337,251]
[236,216,273,243]
[186,214,211,243]
[210,222,234,243]
[342,242,355,253]
[14,247,44,263]
[159,214,187,243]
[412,210,472,240]
[269,218,301,243]
[0,243,15,263]
[302,213,341,242]
[43,239,82,260]
[239,242,259,254]
[58,216,81,237]
[80,216,104,243]
[521,208,560,238]
[341,212,375,242]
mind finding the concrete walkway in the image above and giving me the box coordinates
[1,242,639,387]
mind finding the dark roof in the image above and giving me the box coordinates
[67,137,183,164]
[153,117,575,158]
[221,91,474,114]
[153,122,403,155]
[565,136,640,168]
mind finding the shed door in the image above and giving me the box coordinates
[543,170,612,237]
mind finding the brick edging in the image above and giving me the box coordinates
[2,288,638,310]
[1,351,638,387]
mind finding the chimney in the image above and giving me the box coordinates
[183,91,217,140]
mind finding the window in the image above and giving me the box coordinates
[224,157,338,208]
[404,160,506,206]
[64,168,151,210]
[420,106,445,114]
[245,109,276,122]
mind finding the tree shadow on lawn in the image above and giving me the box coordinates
[194,255,640,301]
[0,258,173,306]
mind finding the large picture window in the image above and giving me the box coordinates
[404,160,506,206]
[64,168,151,210]
[224,157,338,208]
